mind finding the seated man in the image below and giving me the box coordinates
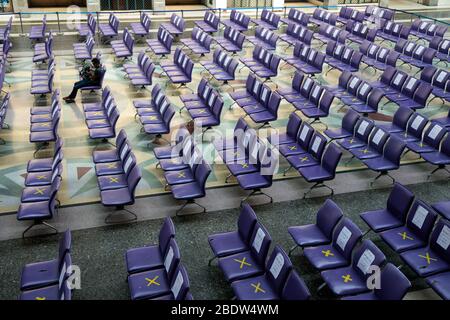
[63,58,104,103]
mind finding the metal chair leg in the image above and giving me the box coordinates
[176,200,207,216]
[22,220,58,238]
[303,181,334,199]
[105,207,138,224]
[288,244,299,257]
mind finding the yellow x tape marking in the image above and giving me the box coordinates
[171,159,180,163]
[234,257,251,269]
[178,172,186,178]
[360,149,369,154]
[300,156,309,162]
[145,276,160,286]
[233,151,240,156]
[107,163,117,168]
[197,109,206,114]
[322,250,334,257]
[242,163,249,168]
[33,187,47,195]
[96,120,106,124]
[419,252,437,265]
[35,297,46,300]
[342,274,353,283]
[40,123,50,127]
[348,139,355,144]
[251,283,265,293]
[93,112,103,116]
[109,177,119,183]
[289,145,297,151]
[398,232,413,241]
[148,116,157,120]
[36,175,47,180]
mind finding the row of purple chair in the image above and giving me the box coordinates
[395,39,436,70]
[377,19,410,44]
[208,203,311,300]
[125,217,193,300]
[328,71,385,115]
[280,8,309,27]
[162,13,185,37]
[180,26,212,56]
[246,27,278,51]
[123,51,155,88]
[230,73,281,128]
[179,78,224,139]
[361,183,450,300]
[99,13,120,41]
[130,12,151,38]
[194,10,220,33]
[429,36,450,64]
[314,24,348,46]
[325,41,363,74]
[134,84,175,140]
[0,16,12,43]
[345,21,378,44]
[310,9,338,27]
[0,92,10,144]
[19,229,72,299]
[82,87,120,141]
[364,6,394,23]
[421,65,450,104]
[200,48,238,89]
[18,134,63,237]
[160,48,194,92]
[111,28,134,61]
[371,66,433,110]
[284,42,325,77]
[337,7,365,25]
[222,10,250,32]
[252,9,280,31]
[91,128,142,222]
[215,26,245,54]
[240,46,281,85]
[73,33,95,61]
[29,14,47,42]
[410,19,448,42]
[280,22,313,47]
[33,31,53,64]
[146,26,173,58]
[359,40,401,72]
[77,13,97,38]
[31,56,55,97]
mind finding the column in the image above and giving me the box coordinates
[322,0,338,10]
[86,0,101,11]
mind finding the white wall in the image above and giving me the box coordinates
[273,0,285,8]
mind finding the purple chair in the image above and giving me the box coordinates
[390,112,428,143]
[337,7,365,25]
[146,26,173,58]
[151,264,193,300]
[77,13,96,38]
[288,199,343,256]
[92,128,128,164]
[19,254,72,301]
[100,161,142,223]
[180,27,212,56]
[360,182,415,233]
[342,263,411,300]
[429,36,450,64]
[111,28,134,61]
[240,46,281,86]
[246,27,278,51]
[30,112,60,157]
[380,199,438,253]
[303,217,363,271]
[420,66,450,104]
[125,217,175,274]
[378,106,414,134]
[208,202,257,265]
[127,238,180,300]
[33,31,53,63]
[221,10,250,32]
[360,41,401,72]
[194,11,220,33]
[405,121,446,156]
[73,33,95,61]
[199,48,239,90]
[310,9,338,27]
[125,51,155,88]
[314,24,347,47]
[187,90,224,140]
[321,240,386,297]
[280,9,309,27]
[426,271,450,300]
[230,246,296,300]
[29,14,47,42]
[213,117,248,152]
[285,42,325,77]
[19,229,71,290]
[80,67,106,93]
[410,19,448,42]
[214,26,245,54]
[280,22,313,48]
[87,102,119,141]
[96,151,138,193]
[376,20,410,45]
[218,221,272,283]
[153,127,190,163]
[400,218,450,277]
[277,121,314,159]
[27,135,63,172]
[17,171,61,237]
[337,117,375,150]
[298,142,342,198]
[170,162,211,216]
[432,200,450,221]
[325,41,363,74]
[394,39,436,70]
[160,48,194,92]
[99,13,119,42]
[364,6,394,23]
[162,14,185,37]
[300,90,335,128]
[267,112,302,146]
[251,9,280,31]
[324,110,360,141]
[130,12,151,38]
